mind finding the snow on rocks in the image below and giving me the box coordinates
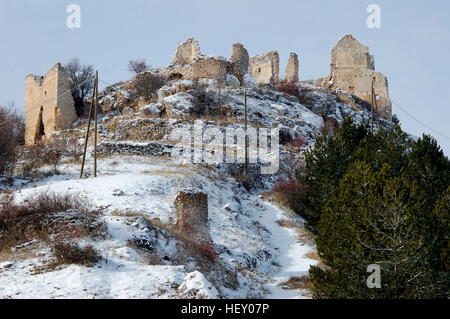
[242,73,257,88]
[177,271,219,299]
[226,74,241,87]
[140,103,164,117]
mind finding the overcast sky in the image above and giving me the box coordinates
[0,0,449,154]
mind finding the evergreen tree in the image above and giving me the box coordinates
[311,162,443,298]
[300,119,450,298]
[298,117,367,232]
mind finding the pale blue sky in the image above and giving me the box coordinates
[1,0,449,154]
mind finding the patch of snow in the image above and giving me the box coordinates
[177,271,219,299]
[226,74,241,88]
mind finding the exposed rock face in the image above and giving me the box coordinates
[285,53,299,83]
[317,35,392,119]
[248,51,280,85]
[171,38,201,65]
[174,188,210,242]
[229,43,250,83]
[25,63,78,146]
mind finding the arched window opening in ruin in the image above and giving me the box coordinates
[38,106,45,140]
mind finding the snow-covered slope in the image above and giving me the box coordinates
[0,78,392,299]
[0,156,317,299]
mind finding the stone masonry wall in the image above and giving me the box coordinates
[25,63,78,146]
[248,51,280,85]
[317,35,392,119]
[285,52,299,83]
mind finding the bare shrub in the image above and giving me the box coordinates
[128,59,149,74]
[22,141,62,175]
[0,103,25,175]
[290,137,307,149]
[280,275,313,290]
[192,241,218,262]
[52,242,100,266]
[64,57,96,116]
[0,191,101,252]
[133,73,166,100]
[268,179,306,212]
[275,80,300,100]
[20,136,82,176]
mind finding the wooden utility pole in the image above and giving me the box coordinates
[94,70,99,177]
[371,77,376,134]
[80,71,99,179]
[244,90,248,177]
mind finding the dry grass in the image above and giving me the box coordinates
[279,275,313,291]
[52,242,101,267]
[305,251,328,270]
[0,191,105,272]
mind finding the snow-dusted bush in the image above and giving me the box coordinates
[52,242,101,267]
[0,104,24,175]
[0,192,95,252]
[134,72,166,100]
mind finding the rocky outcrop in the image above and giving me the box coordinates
[285,53,299,83]
[317,35,392,119]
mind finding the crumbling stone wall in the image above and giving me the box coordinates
[171,38,201,65]
[228,43,250,83]
[184,56,227,82]
[25,63,78,146]
[248,51,279,85]
[163,38,228,83]
[174,188,210,242]
[317,35,392,119]
[285,52,299,83]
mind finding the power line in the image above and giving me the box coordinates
[390,98,450,140]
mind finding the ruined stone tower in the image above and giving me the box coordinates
[317,35,392,119]
[285,53,299,83]
[248,51,280,85]
[229,43,250,83]
[25,63,78,146]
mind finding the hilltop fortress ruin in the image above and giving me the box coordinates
[317,35,392,119]
[24,35,392,145]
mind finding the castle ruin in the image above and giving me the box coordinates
[163,38,299,87]
[25,63,78,146]
[248,51,280,85]
[317,35,392,119]
[23,36,393,146]
[285,53,299,83]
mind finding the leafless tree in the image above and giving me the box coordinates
[0,103,25,175]
[64,58,95,116]
[128,59,149,74]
